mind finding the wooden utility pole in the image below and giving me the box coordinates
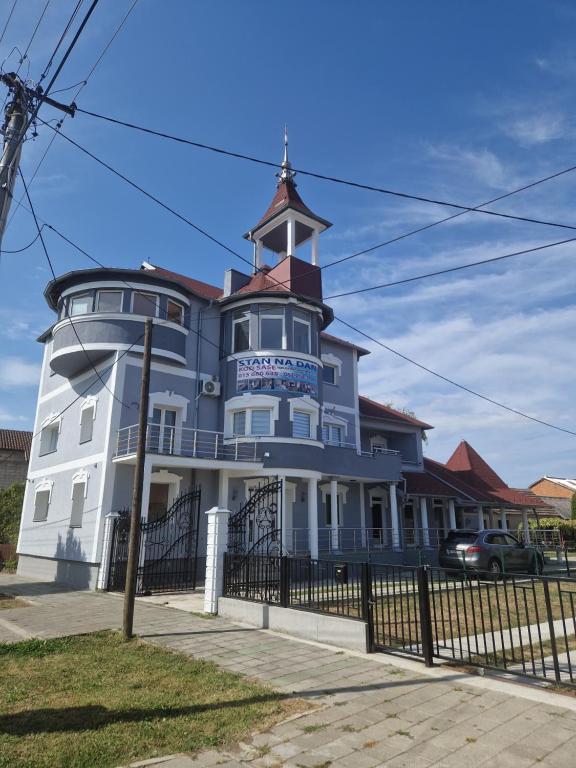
[123,317,153,640]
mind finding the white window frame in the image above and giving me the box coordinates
[293,315,311,355]
[232,310,251,353]
[69,293,93,317]
[96,289,123,313]
[69,470,89,528]
[321,409,348,446]
[232,410,247,436]
[249,408,272,436]
[131,291,159,317]
[288,396,320,441]
[224,394,280,438]
[148,392,189,455]
[33,479,53,522]
[166,298,185,325]
[79,397,97,444]
[39,413,62,456]
[321,353,342,386]
[259,307,286,350]
[322,364,337,385]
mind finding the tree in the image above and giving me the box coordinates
[572,492,576,521]
[0,483,24,545]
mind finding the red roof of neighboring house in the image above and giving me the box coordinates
[446,440,506,490]
[141,263,223,300]
[320,332,370,357]
[424,458,495,502]
[0,429,32,460]
[249,179,331,234]
[359,395,433,429]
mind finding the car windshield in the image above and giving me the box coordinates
[445,531,478,544]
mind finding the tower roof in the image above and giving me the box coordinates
[445,440,507,490]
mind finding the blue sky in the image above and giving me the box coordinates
[0,0,575,486]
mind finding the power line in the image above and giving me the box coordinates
[0,0,19,49]
[74,106,576,234]
[37,0,84,86]
[0,227,43,254]
[324,236,576,299]
[38,122,576,438]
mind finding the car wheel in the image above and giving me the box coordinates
[488,558,502,578]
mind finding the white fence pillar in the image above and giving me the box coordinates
[448,499,457,530]
[307,477,319,560]
[96,512,120,590]
[203,506,230,614]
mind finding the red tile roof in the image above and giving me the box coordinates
[230,255,324,303]
[0,429,32,460]
[446,440,506,490]
[359,395,433,429]
[141,263,223,300]
[250,179,331,234]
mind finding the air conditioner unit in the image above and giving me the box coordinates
[201,379,221,397]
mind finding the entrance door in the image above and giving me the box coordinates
[149,483,169,522]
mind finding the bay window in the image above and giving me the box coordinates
[96,290,122,313]
[259,306,285,349]
[233,310,250,352]
[293,312,311,354]
[292,410,311,438]
[69,293,92,316]
[132,291,158,317]
[167,299,184,325]
[232,410,246,436]
[250,409,271,435]
[230,407,273,437]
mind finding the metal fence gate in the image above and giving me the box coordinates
[107,487,202,595]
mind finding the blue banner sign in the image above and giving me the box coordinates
[237,356,318,395]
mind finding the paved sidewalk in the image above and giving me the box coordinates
[1,574,576,767]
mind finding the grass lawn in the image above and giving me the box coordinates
[0,631,304,768]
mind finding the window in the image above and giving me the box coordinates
[132,291,157,317]
[96,290,122,313]
[293,410,311,438]
[233,310,250,352]
[33,489,50,522]
[293,313,310,354]
[166,299,184,325]
[250,409,271,435]
[70,482,86,528]
[322,424,343,445]
[39,423,59,455]
[79,404,95,444]
[322,365,336,385]
[69,293,92,316]
[232,410,246,436]
[149,407,177,454]
[259,307,285,349]
[371,436,388,454]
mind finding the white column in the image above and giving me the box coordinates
[287,216,296,256]
[500,508,507,531]
[311,229,319,265]
[477,505,484,530]
[279,474,288,553]
[96,512,120,590]
[488,508,495,528]
[204,506,230,614]
[420,497,430,547]
[389,482,400,550]
[359,482,367,547]
[330,479,339,551]
[307,477,318,559]
[218,470,229,508]
[255,239,263,270]
[448,499,457,530]
[522,509,531,544]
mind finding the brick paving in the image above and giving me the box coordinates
[1,573,576,767]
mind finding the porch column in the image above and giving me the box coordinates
[287,216,296,256]
[254,239,263,270]
[279,474,288,553]
[359,482,367,547]
[389,482,401,550]
[218,470,229,508]
[477,505,484,530]
[307,477,319,559]
[522,509,531,544]
[488,508,495,528]
[448,499,457,530]
[330,479,339,551]
[311,229,319,265]
[500,508,508,531]
[420,497,430,547]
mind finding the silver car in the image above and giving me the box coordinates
[438,529,544,576]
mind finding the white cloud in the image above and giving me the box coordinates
[0,358,41,389]
[500,113,568,146]
[426,144,511,189]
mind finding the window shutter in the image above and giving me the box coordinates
[70,483,85,528]
[79,407,94,443]
[250,409,271,435]
[33,490,50,522]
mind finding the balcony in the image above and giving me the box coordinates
[115,424,261,462]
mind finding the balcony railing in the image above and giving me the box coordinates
[115,424,260,462]
[285,527,447,554]
[323,439,400,458]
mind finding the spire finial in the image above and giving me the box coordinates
[278,124,295,183]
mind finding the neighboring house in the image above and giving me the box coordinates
[15,148,551,589]
[0,429,32,488]
[528,477,576,519]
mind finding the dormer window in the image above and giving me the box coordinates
[233,310,250,352]
[69,293,92,316]
[96,290,123,313]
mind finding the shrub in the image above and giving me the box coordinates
[0,482,24,545]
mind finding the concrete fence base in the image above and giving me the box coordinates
[218,596,369,653]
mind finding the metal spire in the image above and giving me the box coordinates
[278,124,295,183]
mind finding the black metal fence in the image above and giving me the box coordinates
[223,553,576,686]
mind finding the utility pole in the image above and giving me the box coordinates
[0,72,75,250]
[123,317,153,640]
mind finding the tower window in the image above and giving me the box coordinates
[132,292,158,317]
[166,299,184,325]
[69,293,92,316]
[259,307,285,349]
[292,410,311,439]
[233,410,246,436]
[293,313,311,354]
[96,290,123,313]
[232,310,250,352]
[250,409,271,435]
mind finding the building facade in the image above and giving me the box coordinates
[529,477,576,519]
[0,429,32,489]
[16,151,549,588]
